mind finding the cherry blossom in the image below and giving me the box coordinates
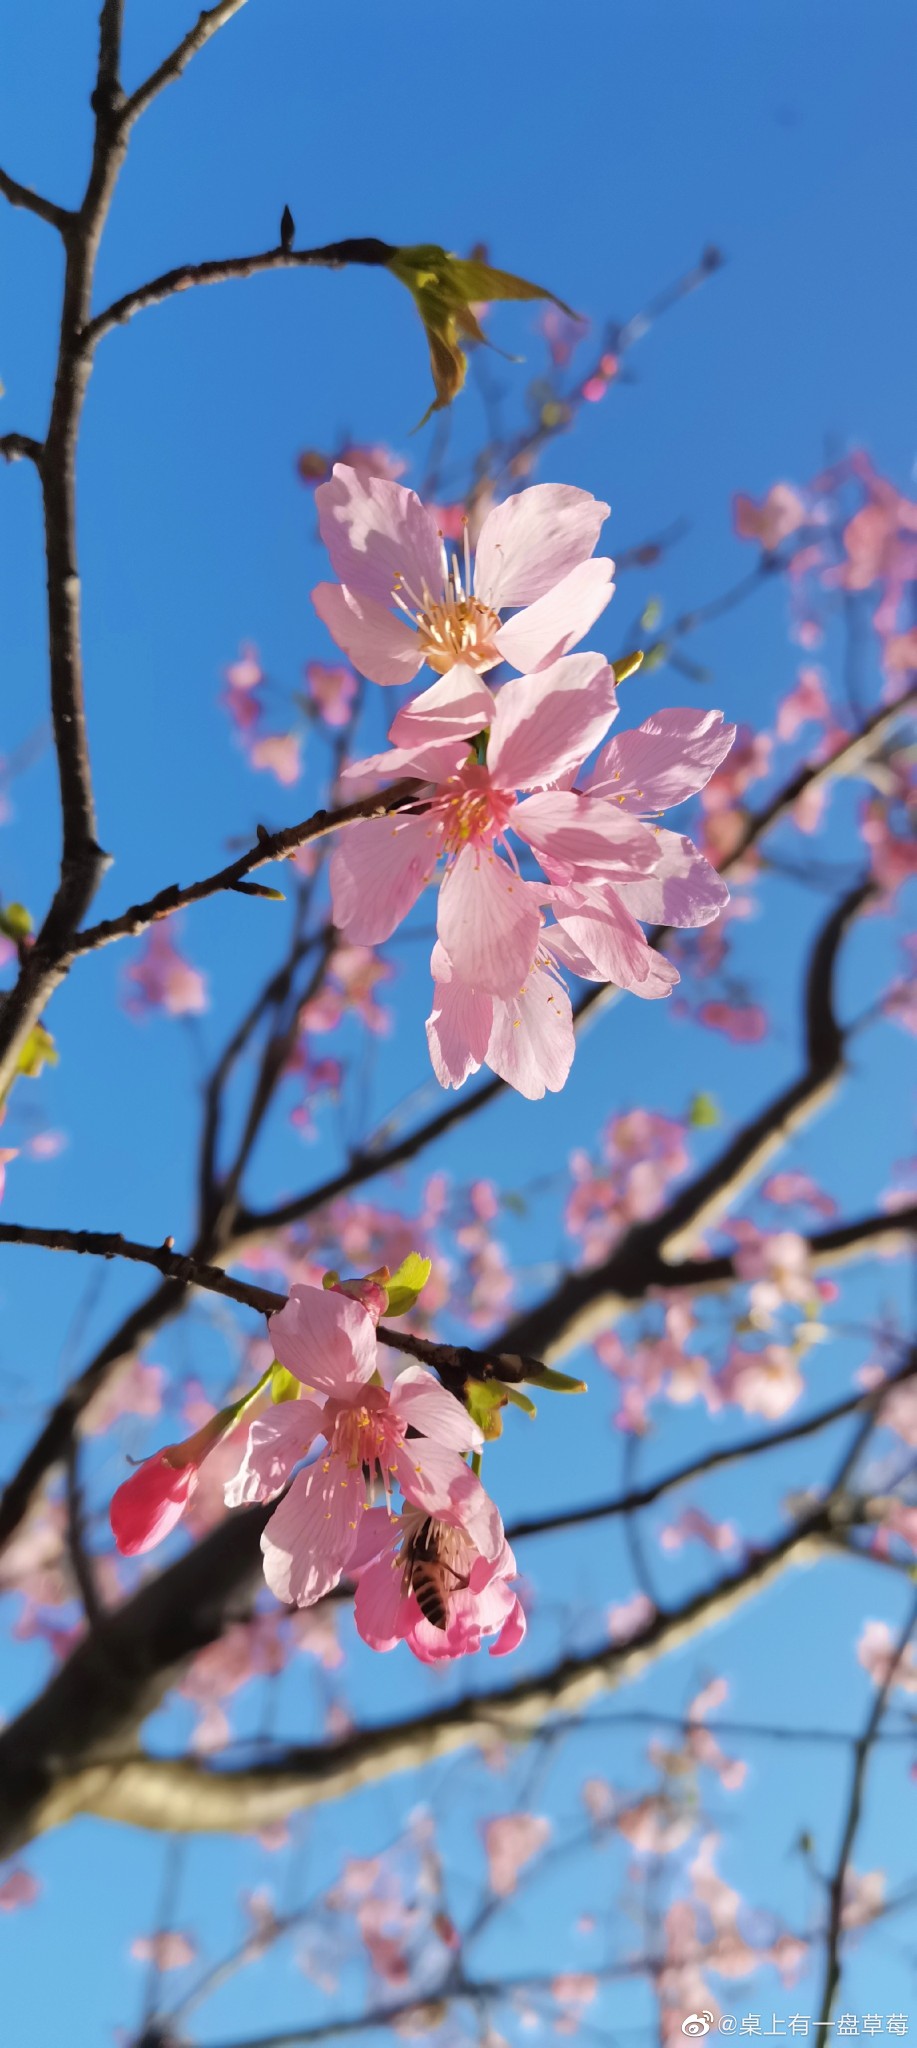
[350,1501,525,1662]
[123,923,208,1019]
[312,464,615,686]
[224,1283,500,1613]
[110,1411,231,1555]
[732,482,807,552]
[717,1342,804,1419]
[0,1867,40,1912]
[482,1812,551,1896]
[856,1618,917,1694]
[305,659,359,728]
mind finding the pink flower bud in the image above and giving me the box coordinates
[110,1416,226,1556]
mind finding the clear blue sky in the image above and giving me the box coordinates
[1,3,915,2043]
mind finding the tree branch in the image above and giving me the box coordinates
[816,1589,917,2027]
[0,1501,832,1851]
[70,783,419,957]
[85,238,398,347]
[0,432,43,464]
[0,166,71,232]
[121,1,251,126]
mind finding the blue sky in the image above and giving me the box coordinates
[1,2,915,2043]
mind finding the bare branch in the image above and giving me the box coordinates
[70,782,419,957]
[85,237,398,347]
[816,1589,917,2026]
[0,167,71,232]
[122,1,251,126]
[0,432,43,464]
[659,1203,917,1296]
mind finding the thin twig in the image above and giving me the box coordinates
[122,0,251,125]
[0,166,71,232]
[85,238,398,346]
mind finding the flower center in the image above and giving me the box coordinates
[328,1394,400,1475]
[391,529,502,675]
[436,762,516,854]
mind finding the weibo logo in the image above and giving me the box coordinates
[682,2017,715,2037]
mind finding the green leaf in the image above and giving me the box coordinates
[688,1091,721,1128]
[0,902,32,942]
[384,1251,432,1318]
[465,1380,507,1441]
[270,1363,300,1405]
[15,1023,57,1080]
[503,1385,538,1418]
[387,244,581,428]
[523,1364,586,1395]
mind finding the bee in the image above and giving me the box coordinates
[401,1517,464,1632]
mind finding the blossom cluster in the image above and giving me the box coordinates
[110,1273,525,1665]
[312,464,736,1097]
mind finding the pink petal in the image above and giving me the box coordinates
[393,1438,495,1534]
[551,887,654,989]
[312,581,421,688]
[391,1365,483,1452]
[110,1456,197,1557]
[436,849,542,997]
[330,812,444,943]
[425,958,493,1089]
[316,464,442,610]
[485,960,575,1098]
[353,1553,406,1651]
[492,1595,527,1656]
[639,952,680,999]
[389,665,497,749]
[348,1505,395,1571]
[494,557,615,672]
[474,483,609,608]
[613,830,730,927]
[487,655,618,791]
[514,792,661,880]
[223,1400,325,1508]
[585,708,737,809]
[268,1285,378,1398]
[261,1461,359,1607]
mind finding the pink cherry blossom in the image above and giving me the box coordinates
[312,464,614,686]
[776,666,831,741]
[840,1868,886,1929]
[123,923,208,1019]
[84,1355,164,1436]
[110,1411,228,1555]
[249,730,302,785]
[332,655,654,994]
[718,1342,804,1419]
[130,1931,197,1970]
[0,1867,40,1912]
[733,483,806,552]
[305,659,359,728]
[351,1502,524,1662]
[482,1812,551,1895]
[224,1283,495,1610]
[856,1619,917,1694]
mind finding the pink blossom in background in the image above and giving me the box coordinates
[608,1590,655,1642]
[129,1931,197,1970]
[0,1139,17,1204]
[312,464,615,686]
[618,1795,694,1857]
[659,1508,739,1555]
[298,441,406,490]
[776,666,831,741]
[540,302,587,367]
[840,1868,886,1929]
[305,659,359,728]
[83,1355,164,1435]
[351,1502,525,1663]
[249,730,302,785]
[701,725,772,814]
[733,483,806,552]
[718,1342,804,1419]
[123,922,208,1019]
[859,797,917,903]
[697,999,768,1044]
[0,1866,40,1912]
[856,1619,917,1694]
[299,943,393,1037]
[733,1228,814,1323]
[761,1170,837,1217]
[24,1128,67,1161]
[482,1812,551,1895]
